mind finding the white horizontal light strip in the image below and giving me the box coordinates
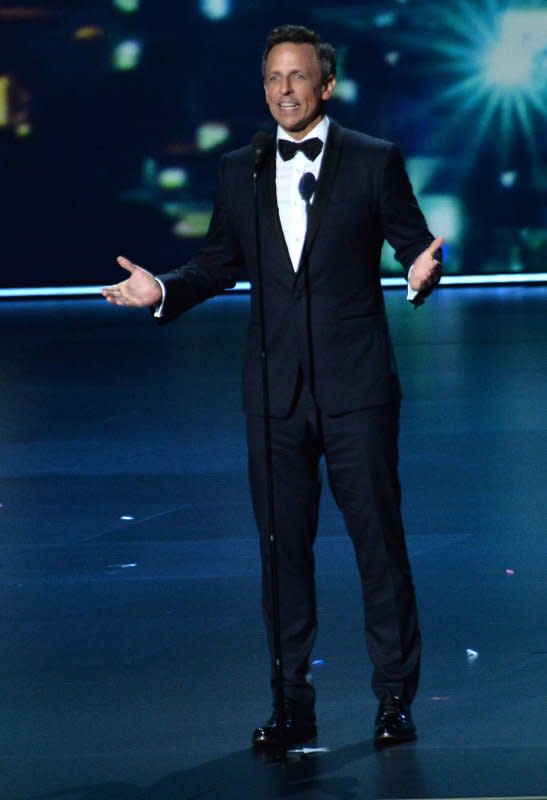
[0,273,546,298]
[379,273,547,287]
[435,273,547,286]
[0,286,104,298]
[384,796,547,800]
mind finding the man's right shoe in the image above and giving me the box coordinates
[374,695,416,747]
[252,701,317,748]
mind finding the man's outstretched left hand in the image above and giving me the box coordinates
[409,236,444,294]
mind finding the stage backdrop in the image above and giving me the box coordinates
[1,0,546,288]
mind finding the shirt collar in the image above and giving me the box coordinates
[277,115,330,145]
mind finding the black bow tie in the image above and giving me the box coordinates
[278,137,323,162]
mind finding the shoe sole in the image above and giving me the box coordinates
[374,730,416,748]
[252,734,317,749]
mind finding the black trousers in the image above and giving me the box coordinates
[246,379,421,708]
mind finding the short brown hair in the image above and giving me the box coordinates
[262,24,336,83]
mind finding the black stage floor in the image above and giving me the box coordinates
[1,287,546,800]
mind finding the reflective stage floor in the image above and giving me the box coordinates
[1,287,546,799]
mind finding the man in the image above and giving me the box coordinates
[103,24,442,749]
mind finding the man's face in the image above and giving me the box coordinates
[263,42,336,140]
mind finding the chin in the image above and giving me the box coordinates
[276,118,304,132]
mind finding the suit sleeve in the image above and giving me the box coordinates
[154,156,243,323]
[379,145,437,276]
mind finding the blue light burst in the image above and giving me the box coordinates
[406,1,547,161]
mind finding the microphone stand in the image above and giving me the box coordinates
[298,173,317,401]
[252,140,287,750]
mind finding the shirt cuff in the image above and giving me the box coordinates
[153,278,167,318]
[406,264,419,302]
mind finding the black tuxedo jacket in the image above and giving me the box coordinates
[157,119,437,418]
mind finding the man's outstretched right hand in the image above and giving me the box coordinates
[102,256,163,308]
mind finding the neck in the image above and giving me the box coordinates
[280,114,324,141]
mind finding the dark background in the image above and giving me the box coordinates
[1,0,546,288]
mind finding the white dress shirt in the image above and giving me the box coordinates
[276,116,329,271]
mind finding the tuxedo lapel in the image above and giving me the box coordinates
[303,120,343,255]
[255,122,344,284]
[256,137,294,279]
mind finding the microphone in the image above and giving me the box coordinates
[251,131,272,173]
[298,172,316,205]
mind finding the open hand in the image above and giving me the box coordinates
[102,256,163,308]
[409,236,444,294]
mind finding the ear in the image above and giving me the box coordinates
[321,75,336,102]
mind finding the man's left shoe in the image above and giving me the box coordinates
[374,695,416,747]
[252,701,317,748]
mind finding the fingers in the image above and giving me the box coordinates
[424,237,443,286]
[425,258,442,278]
[102,254,162,308]
[101,285,125,304]
[116,255,138,273]
[424,262,442,291]
[428,235,444,255]
[102,257,141,305]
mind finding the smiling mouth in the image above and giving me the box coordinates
[279,102,299,109]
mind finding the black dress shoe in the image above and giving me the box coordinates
[252,701,317,748]
[374,695,416,747]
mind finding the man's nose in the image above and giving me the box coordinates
[280,77,293,94]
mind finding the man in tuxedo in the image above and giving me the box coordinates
[103,24,442,749]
